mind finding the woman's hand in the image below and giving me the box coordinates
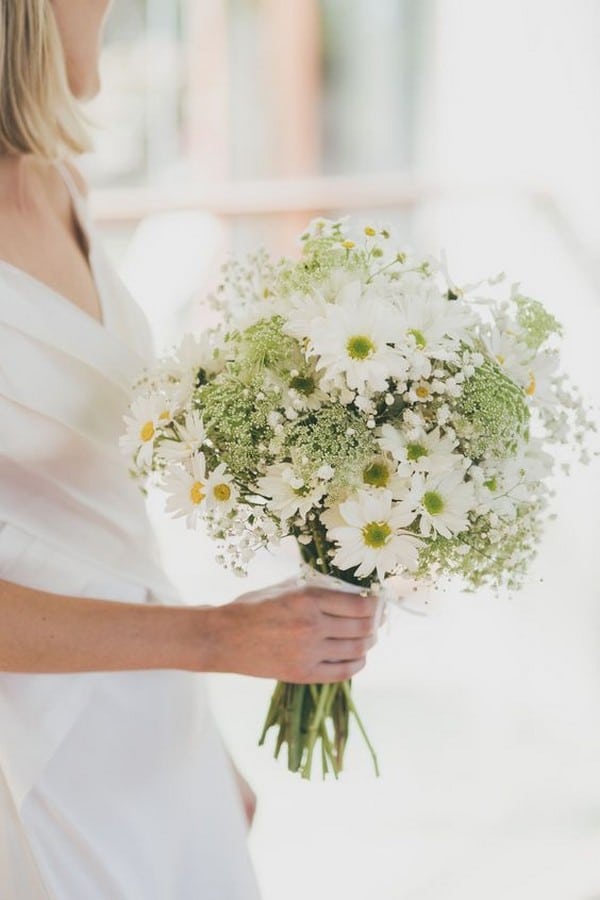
[202,578,382,684]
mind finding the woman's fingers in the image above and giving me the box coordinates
[313,657,367,684]
[314,589,379,618]
[321,634,377,662]
[321,613,376,640]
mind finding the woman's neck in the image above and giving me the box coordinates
[0,155,45,210]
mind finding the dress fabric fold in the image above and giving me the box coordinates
[0,168,260,899]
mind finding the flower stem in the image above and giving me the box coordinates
[302,683,332,779]
[341,680,380,777]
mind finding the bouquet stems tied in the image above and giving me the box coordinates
[258,532,380,779]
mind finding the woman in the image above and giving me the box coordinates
[0,2,381,898]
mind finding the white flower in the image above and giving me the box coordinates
[483,328,530,384]
[120,394,169,468]
[316,464,335,481]
[394,275,474,376]
[158,411,207,463]
[176,331,226,376]
[257,464,326,522]
[281,267,369,341]
[522,350,560,406]
[472,445,550,519]
[360,456,409,498]
[163,453,209,527]
[378,424,461,477]
[472,465,520,519]
[405,380,435,404]
[395,471,476,538]
[160,332,226,400]
[328,490,421,581]
[204,463,238,515]
[283,290,330,342]
[319,266,368,300]
[307,280,408,394]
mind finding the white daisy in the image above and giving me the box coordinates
[318,266,369,301]
[359,456,409,498]
[281,267,370,341]
[405,380,436,404]
[176,330,226,377]
[160,332,227,401]
[307,280,408,394]
[163,453,209,527]
[395,275,474,373]
[395,470,476,538]
[282,290,330,342]
[204,463,238,515]
[158,411,207,463]
[471,465,520,520]
[472,445,548,519]
[378,424,461,477]
[120,394,168,468]
[483,328,530,385]
[257,464,326,522]
[328,490,421,581]
[522,350,560,406]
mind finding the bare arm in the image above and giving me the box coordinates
[0,577,380,683]
[0,579,213,674]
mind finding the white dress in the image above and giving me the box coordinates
[0,166,261,900]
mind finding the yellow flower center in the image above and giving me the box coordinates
[415,385,430,399]
[423,490,444,515]
[347,335,375,360]
[407,442,428,461]
[496,354,505,365]
[190,481,205,505]
[363,460,390,488]
[140,421,155,442]
[213,483,232,502]
[341,239,356,249]
[526,373,536,396]
[364,226,377,237]
[159,410,171,421]
[362,521,392,549]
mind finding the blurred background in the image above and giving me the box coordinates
[86,2,600,898]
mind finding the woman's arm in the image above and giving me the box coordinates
[0,577,380,682]
[0,579,213,673]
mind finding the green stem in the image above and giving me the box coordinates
[258,681,285,745]
[258,546,381,778]
[287,684,307,772]
[341,681,380,777]
[306,518,329,575]
[302,683,332,780]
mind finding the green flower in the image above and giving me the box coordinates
[415,508,541,591]
[285,405,378,498]
[278,224,368,296]
[233,315,303,379]
[197,373,278,480]
[454,359,530,458]
[515,295,562,349]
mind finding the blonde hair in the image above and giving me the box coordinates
[0,0,91,159]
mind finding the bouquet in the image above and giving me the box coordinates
[121,218,593,779]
